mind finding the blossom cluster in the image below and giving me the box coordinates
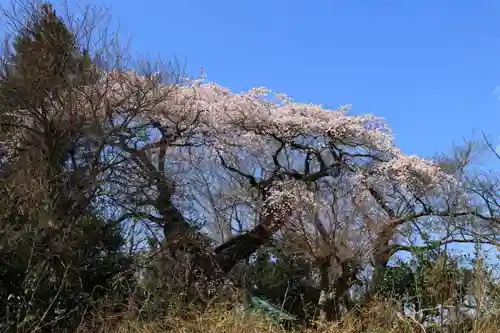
[371,153,456,194]
[56,70,455,224]
[89,70,455,208]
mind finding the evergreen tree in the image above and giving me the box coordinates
[0,2,96,225]
[1,2,92,109]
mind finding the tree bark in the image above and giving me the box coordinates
[370,226,394,295]
[317,258,334,321]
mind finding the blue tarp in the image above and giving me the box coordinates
[246,296,297,323]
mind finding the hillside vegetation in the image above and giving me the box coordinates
[0,2,500,332]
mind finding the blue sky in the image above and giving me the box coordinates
[8,0,500,159]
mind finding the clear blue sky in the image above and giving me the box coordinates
[15,0,500,158]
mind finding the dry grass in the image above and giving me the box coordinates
[74,300,500,333]
[83,309,285,333]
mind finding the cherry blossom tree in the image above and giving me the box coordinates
[264,138,500,321]
[93,71,463,284]
[3,32,488,310]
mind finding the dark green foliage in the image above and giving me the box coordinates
[1,2,92,109]
[247,247,319,323]
[0,215,133,333]
[376,247,474,321]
